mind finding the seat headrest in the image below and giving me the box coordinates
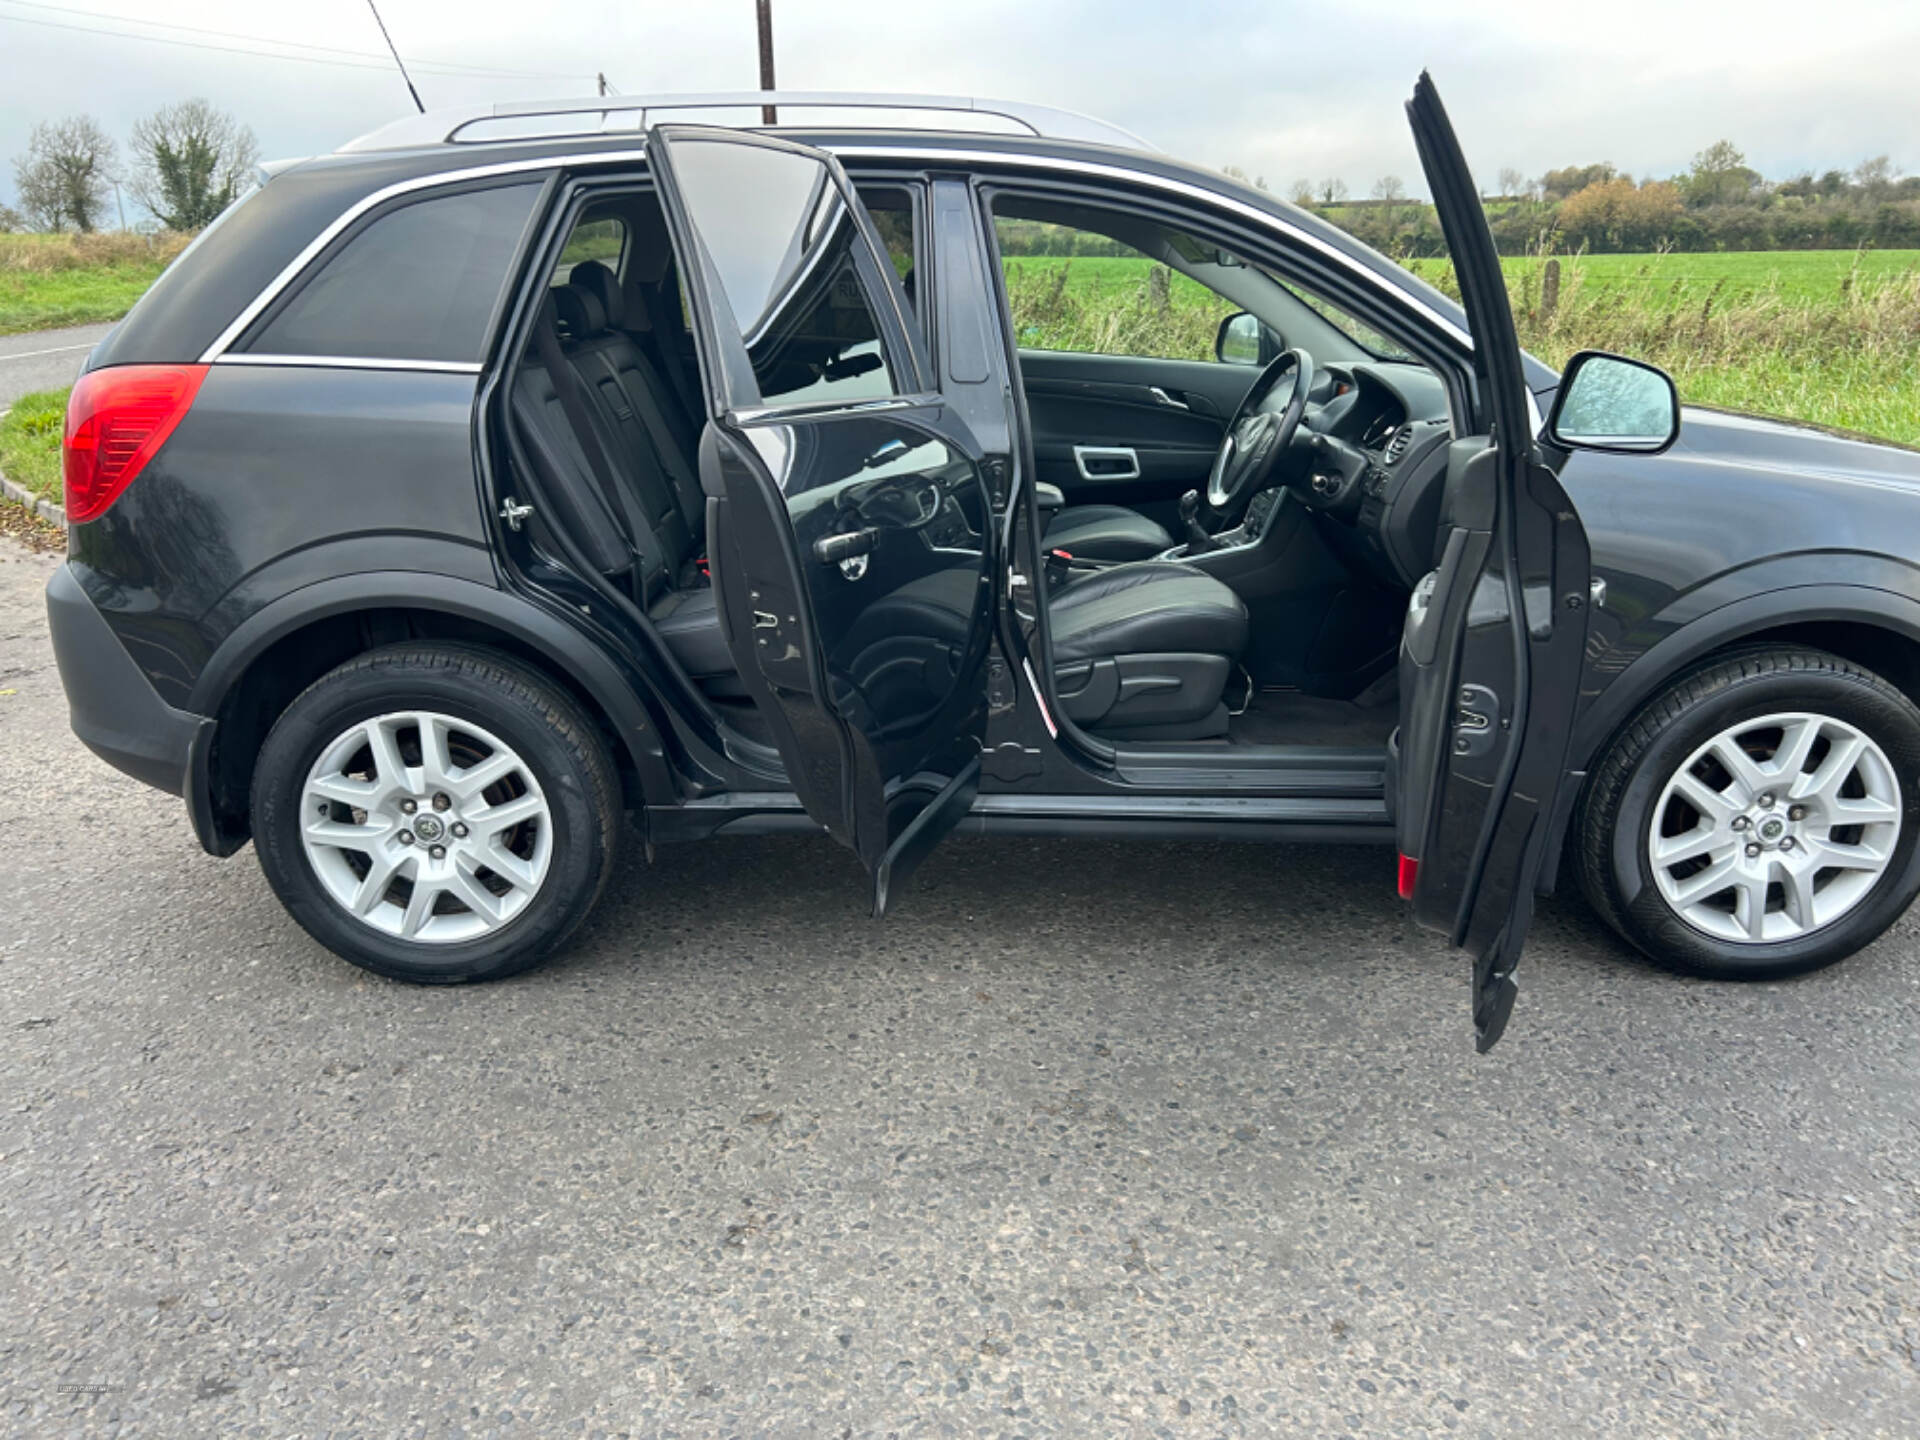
[568,260,625,329]
[551,282,607,341]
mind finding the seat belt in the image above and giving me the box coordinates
[530,310,661,599]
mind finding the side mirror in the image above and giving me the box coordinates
[1216,311,1266,366]
[1545,351,1680,454]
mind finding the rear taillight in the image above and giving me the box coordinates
[63,364,208,523]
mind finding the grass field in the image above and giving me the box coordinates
[0,387,65,502]
[1004,249,1920,446]
[0,231,191,335]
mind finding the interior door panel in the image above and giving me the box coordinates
[1017,351,1261,521]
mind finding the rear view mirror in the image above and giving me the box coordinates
[1216,311,1265,365]
[1546,351,1680,454]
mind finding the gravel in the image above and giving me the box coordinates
[2,537,1917,1437]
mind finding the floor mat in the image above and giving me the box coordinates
[1230,689,1398,748]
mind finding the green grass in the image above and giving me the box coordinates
[0,387,67,503]
[0,231,191,336]
[1007,249,1920,446]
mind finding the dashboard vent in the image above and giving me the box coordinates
[1383,425,1413,465]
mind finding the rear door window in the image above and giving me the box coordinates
[243,182,542,364]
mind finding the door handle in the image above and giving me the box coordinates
[812,527,881,575]
[1148,386,1188,410]
[1073,446,1142,481]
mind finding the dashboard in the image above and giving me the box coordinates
[1290,361,1454,588]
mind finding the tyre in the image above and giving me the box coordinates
[1575,646,1920,979]
[251,644,621,983]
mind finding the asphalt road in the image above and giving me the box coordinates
[0,323,111,410]
[3,536,1918,1438]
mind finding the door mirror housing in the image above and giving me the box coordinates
[1545,351,1680,454]
[1216,311,1268,366]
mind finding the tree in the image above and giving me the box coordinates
[1540,162,1616,202]
[1851,154,1896,198]
[1496,166,1526,200]
[1316,177,1349,205]
[0,201,23,232]
[1371,174,1407,204]
[1286,178,1316,206]
[1557,178,1683,252]
[129,99,259,231]
[13,115,117,231]
[1683,139,1760,207]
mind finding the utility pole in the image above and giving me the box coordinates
[597,72,610,96]
[756,0,776,125]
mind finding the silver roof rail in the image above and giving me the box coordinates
[338,91,1154,154]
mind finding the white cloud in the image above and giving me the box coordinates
[1,0,1913,216]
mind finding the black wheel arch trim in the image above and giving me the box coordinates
[186,569,680,819]
[1542,581,1920,889]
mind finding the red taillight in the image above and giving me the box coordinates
[63,364,208,523]
[1396,853,1419,900]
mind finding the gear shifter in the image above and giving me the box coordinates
[1179,489,1217,555]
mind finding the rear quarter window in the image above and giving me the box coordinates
[241,182,542,363]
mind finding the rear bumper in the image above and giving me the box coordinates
[46,562,213,806]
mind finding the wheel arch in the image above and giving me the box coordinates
[187,571,678,855]
[1542,584,1920,894]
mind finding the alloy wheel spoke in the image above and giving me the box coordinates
[350,849,406,915]
[1769,716,1822,784]
[363,718,417,795]
[1798,732,1867,804]
[416,712,457,789]
[400,876,443,937]
[1808,835,1889,871]
[309,772,380,808]
[1827,793,1899,827]
[1708,734,1769,800]
[1652,821,1726,868]
[1670,856,1739,906]
[1671,770,1739,822]
[448,861,503,921]
[1778,859,1819,930]
[305,817,389,850]
[1734,871,1770,940]
[448,750,516,802]
[473,792,543,836]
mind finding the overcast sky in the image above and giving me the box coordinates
[3,0,1914,216]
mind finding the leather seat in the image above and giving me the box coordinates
[1044,503,1174,561]
[1047,562,1247,738]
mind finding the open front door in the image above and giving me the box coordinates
[650,125,996,914]
[1395,75,1593,1052]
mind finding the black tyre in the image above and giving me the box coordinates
[1576,646,1920,979]
[251,644,620,983]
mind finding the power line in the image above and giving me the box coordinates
[0,1,591,82]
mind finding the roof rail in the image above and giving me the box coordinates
[338,91,1155,155]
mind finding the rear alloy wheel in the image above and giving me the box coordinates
[1577,648,1920,979]
[253,645,620,983]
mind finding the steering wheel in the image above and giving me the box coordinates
[1205,347,1314,521]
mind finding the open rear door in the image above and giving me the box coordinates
[1395,75,1593,1052]
[650,125,996,915]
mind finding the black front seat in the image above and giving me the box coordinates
[1046,562,1247,738]
[1043,503,1175,562]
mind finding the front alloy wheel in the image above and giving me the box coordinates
[1647,712,1901,944]
[1577,647,1920,979]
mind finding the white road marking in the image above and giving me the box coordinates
[0,342,97,363]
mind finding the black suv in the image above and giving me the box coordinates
[46,80,1920,1050]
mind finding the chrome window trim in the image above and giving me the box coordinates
[828,144,1476,350]
[197,148,652,364]
[212,354,483,374]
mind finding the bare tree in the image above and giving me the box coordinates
[1496,166,1526,200]
[13,115,117,232]
[1851,154,1897,197]
[1371,174,1407,205]
[1316,177,1349,205]
[0,201,23,233]
[129,99,260,231]
[1286,178,1316,206]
